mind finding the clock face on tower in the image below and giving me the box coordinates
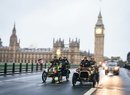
[96,28,102,34]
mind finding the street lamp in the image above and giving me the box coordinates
[56,49,61,58]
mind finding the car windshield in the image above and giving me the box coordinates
[107,62,117,66]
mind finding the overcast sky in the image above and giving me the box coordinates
[0,0,130,60]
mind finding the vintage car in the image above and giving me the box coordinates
[42,64,70,83]
[104,61,120,75]
[72,65,99,87]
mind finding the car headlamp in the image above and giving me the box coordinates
[114,67,119,70]
[104,66,108,70]
[102,64,106,67]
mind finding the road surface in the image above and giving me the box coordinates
[92,68,130,95]
[0,69,91,95]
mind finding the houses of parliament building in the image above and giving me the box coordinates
[0,12,105,64]
[0,25,91,64]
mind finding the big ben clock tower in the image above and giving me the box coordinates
[94,12,105,63]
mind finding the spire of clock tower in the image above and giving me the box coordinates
[96,11,104,26]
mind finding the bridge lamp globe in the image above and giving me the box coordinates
[56,49,61,58]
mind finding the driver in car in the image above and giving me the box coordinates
[80,57,91,68]
[48,56,60,83]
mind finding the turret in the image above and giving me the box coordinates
[69,38,80,64]
[69,38,80,49]
[53,38,64,48]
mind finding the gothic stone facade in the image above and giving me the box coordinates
[0,25,91,64]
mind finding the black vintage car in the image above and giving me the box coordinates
[72,65,99,87]
[42,63,70,83]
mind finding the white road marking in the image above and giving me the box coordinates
[83,88,97,95]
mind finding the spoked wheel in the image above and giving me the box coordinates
[92,74,97,88]
[80,80,83,86]
[96,73,99,84]
[105,70,108,75]
[66,70,70,81]
[72,74,77,87]
[58,72,62,83]
[92,80,96,88]
[42,71,47,83]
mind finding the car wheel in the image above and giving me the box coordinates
[58,72,62,83]
[92,74,97,88]
[116,72,119,75]
[66,70,70,81]
[42,71,47,83]
[105,70,108,75]
[72,73,77,87]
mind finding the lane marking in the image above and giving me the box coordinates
[84,88,96,95]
